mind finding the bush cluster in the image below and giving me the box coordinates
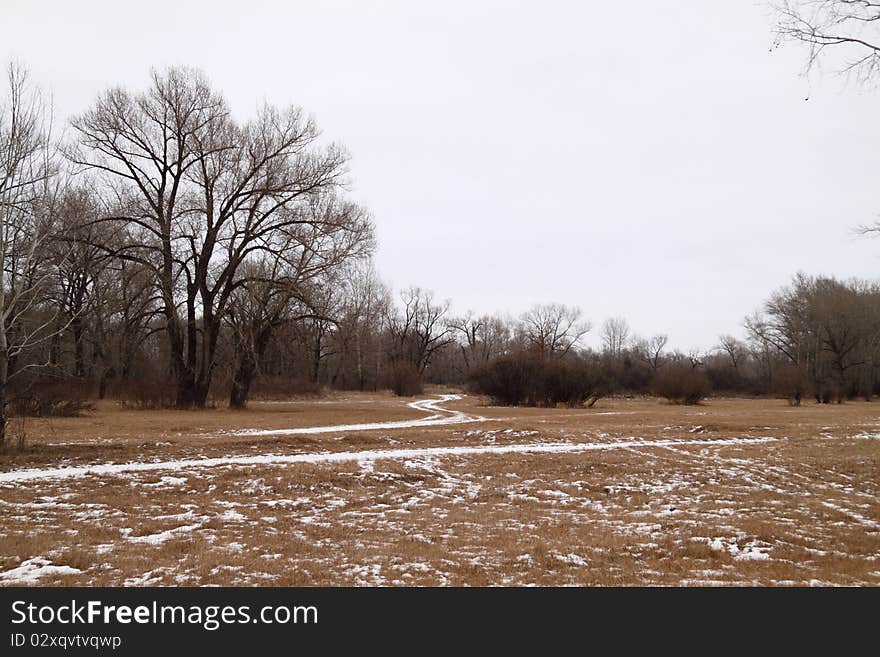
[651,364,708,405]
[471,352,603,408]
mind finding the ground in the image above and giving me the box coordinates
[0,390,878,586]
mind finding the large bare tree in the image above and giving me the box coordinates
[0,63,66,444]
[69,67,349,407]
[226,194,372,407]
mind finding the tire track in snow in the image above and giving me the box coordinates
[0,437,779,484]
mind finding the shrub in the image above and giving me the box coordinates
[470,352,541,406]
[535,357,603,408]
[112,378,176,410]
[814,381,842,404]
[772,362,808,406]
[471,351,603,408]
[388,361,423,396]
[652,364,708,405]
[250,376,323,400]
[8,379,94,417]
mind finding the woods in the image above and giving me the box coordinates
[1,60,879,449]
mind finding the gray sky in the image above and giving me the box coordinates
[4,0,879,351]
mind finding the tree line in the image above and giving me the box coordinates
[2,61,878,446]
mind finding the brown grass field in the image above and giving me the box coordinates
[1,389,878,586]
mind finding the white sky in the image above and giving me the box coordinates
[4,0,879,351]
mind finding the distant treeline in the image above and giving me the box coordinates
[2,62,879,449]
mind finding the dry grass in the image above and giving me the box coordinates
[1,391,878,586]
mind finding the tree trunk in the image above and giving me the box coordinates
[356,332,364,391]
[229,354,257,409]
[228,325,273,410]
[49,331,61,369]
[193,379,211,408]
[312,329,322,384]
[72,316,85,377]
[175,370,197,408]
[98,367,115,400]
[0,349,8,448]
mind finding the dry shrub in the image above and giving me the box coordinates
[388,361,423,397]
[112,378,176,410]
[250,376,323,400]
[814,381,843,404]
[1,415,27,451]
[773,362,808,406]
[470,351,603,408]
[537,357,604,408]
[470,352,539,406]
[652,364,708,405]
[8,379,94,417]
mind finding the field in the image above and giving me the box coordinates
[1,390,878,586]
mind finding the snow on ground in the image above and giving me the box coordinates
[0,557,81,584]
[2,437,878,586]
[694,537,774,561]
[125,523,203,545]
[2,395,878,586]
[228,394,486,437]
[0,436,779,484]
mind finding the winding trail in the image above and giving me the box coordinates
[0,394,782,485]
[230,393,485,437]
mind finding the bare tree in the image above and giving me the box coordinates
[519,303,590,359]
[770,4,880,236]
[687,348,704,369]
[600,316,630,357]
[634,334,668,372]
[771,1,880,84]
[0,63,67,444]
[226,266,312,409]
[718,334,748,375]
[102,256,160,387]
[225,195,373,408]
[448,311,511,374]
[330,261,390,390]
[746,273,879,401]
[46,186,110,378]
[386,287,454,375]
[69,67,350,407]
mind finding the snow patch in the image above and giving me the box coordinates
[127,524,201,545]
[0,557,81,584]
[0,437,779,484]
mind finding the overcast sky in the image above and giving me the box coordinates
[3,1,879,351]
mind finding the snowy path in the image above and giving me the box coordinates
[229,393,485,437]
[0,437,778,484]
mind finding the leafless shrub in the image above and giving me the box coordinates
[250,377,323,400]
[387,361,423,397]
[471,351,603,408]
[815,381,843,405]
[2,415,27,451]
[652,363,709,405]
[470,352,541,406]
[537,357,604,408]
[8,379,94,417]
[113,379,176,410]
[773,362,808,406]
